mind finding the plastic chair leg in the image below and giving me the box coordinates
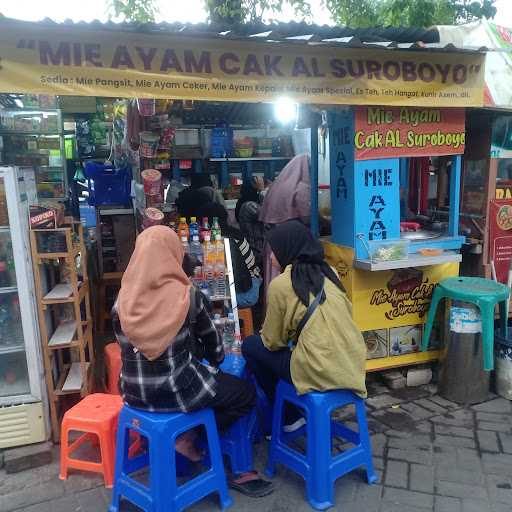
[480,302,496,371]
[421,288,443,351]
[499,300,508,339]
[59,421,69,481]
[305,406,333,510]
[99,430,115,488]
[355,399,378,485]
[149,430,175,512]
[204,417,234,511]
[265,391,285,479]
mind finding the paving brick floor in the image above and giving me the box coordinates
[2,384,512,511]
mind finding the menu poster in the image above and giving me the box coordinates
[489,199,512,283]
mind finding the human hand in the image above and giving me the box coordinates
[253,176,264,191]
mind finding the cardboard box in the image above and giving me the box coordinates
[29,204,64,229]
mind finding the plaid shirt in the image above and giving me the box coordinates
[112,287,224,413]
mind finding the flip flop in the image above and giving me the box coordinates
[229,471,274,498]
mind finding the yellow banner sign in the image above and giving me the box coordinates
[0,19,485,106]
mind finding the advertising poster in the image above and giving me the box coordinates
[489,199,512,284]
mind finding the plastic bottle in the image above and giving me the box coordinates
[213,313,227,352]
[189,216,199,239]
[190,235,203,264]
[191,266,203,289]
[203,234,216,297]
[223,313,235,353]
[200,217,210,242]
[181,236,189,255]
[211,217,221,239]
[214,234,225,298]
[178,217,189,240]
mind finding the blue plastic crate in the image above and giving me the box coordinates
[84,162,132,206]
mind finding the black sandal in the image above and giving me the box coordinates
[228,471,274,498]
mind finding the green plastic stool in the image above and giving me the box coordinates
[421,276,510,371]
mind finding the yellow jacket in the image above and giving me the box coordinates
[261,265,367,397]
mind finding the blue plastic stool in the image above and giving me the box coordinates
[220,407,258,474]
[109,405,233,512]
[266,381,377,510]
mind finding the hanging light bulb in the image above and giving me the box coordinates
[273,97,298,125]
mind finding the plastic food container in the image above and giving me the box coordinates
[318,185,331,218]
[143,207,164,229]
[368,239,409,263]
[141,169,162,195]
[139,132,160,158]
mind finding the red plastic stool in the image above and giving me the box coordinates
[60,393,123,488]
[104,343,121,395]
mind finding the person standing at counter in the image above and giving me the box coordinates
[242,221,367,428]
[112,226,273,497]
[258,154,311,299]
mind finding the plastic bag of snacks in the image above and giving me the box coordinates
[139,132,160,158]
[137,98,156,117]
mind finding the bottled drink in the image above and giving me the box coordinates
[181,236,189,255]
[223,313,235,353]
[189,216,199,239]
[203,234,216,297]
[213,313,227,351]
[204,263,215,297]
[214,234,225,297]
[231,331,243,355]
[178,217,189,240]
[211,217,221,239]
[203,234,216,266]
[190,235,203,264]
[214,263,225,298]
[200,217,210,242]
[191,266,203,289]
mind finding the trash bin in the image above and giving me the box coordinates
[495,330,512,400]
[438,301,490,405]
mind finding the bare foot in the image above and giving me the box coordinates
[175,431,203,462]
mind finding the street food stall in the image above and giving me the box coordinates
[323,106,466,370]
[0,15,487,442]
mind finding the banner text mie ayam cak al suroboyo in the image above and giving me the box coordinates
[0,21,486,105]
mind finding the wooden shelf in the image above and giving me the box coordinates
[48,320,77,347]
[209,157,292,162]
[62,362,89,393]
[42,281,87,305]
[54,363,89,395]
[35,244,81,260]
[43,283,73,302]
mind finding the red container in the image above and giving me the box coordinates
[141,169,162,196]
[142,207,164,229]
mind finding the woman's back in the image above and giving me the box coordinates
[262,265,367,397]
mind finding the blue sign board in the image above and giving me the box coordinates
[328,110,355,247]
[354,158,400,258]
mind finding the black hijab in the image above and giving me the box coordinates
[267,220,345,306]
[235,180,260,221]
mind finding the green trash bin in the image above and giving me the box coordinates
[438,301,490,405]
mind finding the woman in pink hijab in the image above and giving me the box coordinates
[259,154,311,299]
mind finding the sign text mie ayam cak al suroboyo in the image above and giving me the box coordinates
[0,20,486,106]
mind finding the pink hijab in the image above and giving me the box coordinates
[117,226,191,361]
[259,154,310,225]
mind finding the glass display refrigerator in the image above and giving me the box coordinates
[0,166,47,448]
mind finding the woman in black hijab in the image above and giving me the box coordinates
[242,220,367,432]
